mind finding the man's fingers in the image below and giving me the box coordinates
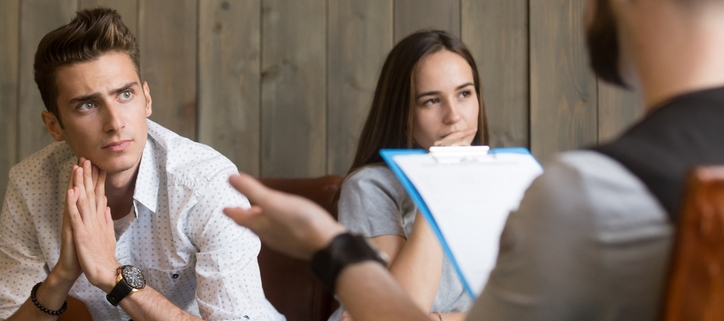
[228,173,272,206]
[95,170,107,213]
[82,160,96,208]
[67,188,83,230]
[104,207,114,235]
[223,206,264,229]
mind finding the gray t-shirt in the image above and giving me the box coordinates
[468,150,673,321]
[329,164,473,320]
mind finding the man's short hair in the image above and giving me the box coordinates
[33,7,140,126]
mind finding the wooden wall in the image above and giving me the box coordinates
[0,0,643,201]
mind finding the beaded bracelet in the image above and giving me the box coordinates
[31,282,68,316]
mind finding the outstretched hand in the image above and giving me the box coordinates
[223,172,346,260]
[66,159,119,293]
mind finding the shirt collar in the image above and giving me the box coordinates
[132,135,160,214]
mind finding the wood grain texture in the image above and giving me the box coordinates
[79,0,137,36]
[598,81,643,143]
[529,0,597,163]
[261,0,326,177]
[327,0,393,175]
[18,0,77,160]
[138,0,197,140]
[198,0,261,176]
[394,0,460,41]
[462,0,528,149]
[0,0,20,201]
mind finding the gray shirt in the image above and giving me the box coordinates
[468,150,673,321]
[330,165,473,320]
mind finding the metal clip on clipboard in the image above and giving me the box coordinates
[429,146,493,164]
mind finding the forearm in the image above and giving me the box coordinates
[119,285,201,321]
[6,272,75,321]
[336,261,429,321]
[387,213,443,310]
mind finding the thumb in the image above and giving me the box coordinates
[223,206,264,229]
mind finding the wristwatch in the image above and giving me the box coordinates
[106,265,146,306]
[310,233,388,293]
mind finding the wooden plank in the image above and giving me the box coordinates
[198,0,261,176]
[79,0,137,36]
[327,0,393,175]
[598,82,643,143]
[462,0,528,149]
[529,0,598,163]
[261,0,326,178]
[0,0,20,201]
[394,0,460,42]
[138,0,197,140]
[18,0,78,160]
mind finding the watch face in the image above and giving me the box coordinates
[121,265,146,289]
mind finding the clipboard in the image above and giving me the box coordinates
[380,146,543,298]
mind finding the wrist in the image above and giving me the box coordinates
[310,233,388,293]
[46,268,79,292]
[98,266,122,294]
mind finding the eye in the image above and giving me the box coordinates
[78,102,95,111]
[459,90,472,98]
[119,90,133,101]
[422,98,440,107]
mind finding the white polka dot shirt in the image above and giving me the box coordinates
[0,119,284,321]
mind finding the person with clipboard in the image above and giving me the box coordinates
[224,0,724,320]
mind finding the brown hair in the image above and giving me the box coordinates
[34,7,140,127]
[347,29,488,175]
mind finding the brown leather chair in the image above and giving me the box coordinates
[258,175,343,321]
[662,166,724,321]
[58,295,92,321]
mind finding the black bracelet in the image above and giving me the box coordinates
[30,282,68,316]
[310,233,387,293]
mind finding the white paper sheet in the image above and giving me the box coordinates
[392,151,542,297]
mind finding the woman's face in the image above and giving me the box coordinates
[412,50,479,150]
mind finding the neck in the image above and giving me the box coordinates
[625,3,724,110]
[105,161,141,221]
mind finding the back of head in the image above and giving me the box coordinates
[348,29,487,174]
[34,7,139,123]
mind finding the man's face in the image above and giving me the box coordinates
[44,51,152,175]
[585,0,628,88]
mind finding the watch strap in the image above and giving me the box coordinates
[310,233,387,293]
[106,277,133,306]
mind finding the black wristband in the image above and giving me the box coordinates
[30,282,68,316]
[309,233,387,293]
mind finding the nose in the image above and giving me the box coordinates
[102,102,126,133]
[443,100,462,125]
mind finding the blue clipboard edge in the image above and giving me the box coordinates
[380,147,537,299]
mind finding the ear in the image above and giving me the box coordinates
[41,111,65,142]
[142,81,153,117]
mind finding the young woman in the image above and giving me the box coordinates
[332,30,487,321]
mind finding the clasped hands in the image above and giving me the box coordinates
[55,157,120,293]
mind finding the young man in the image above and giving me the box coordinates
[223,0,724,320]
[0,8,283,321]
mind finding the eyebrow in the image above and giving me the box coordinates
[68,82,139,104]
[415,82,474,99]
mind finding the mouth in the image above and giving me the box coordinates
[102,140,132,152]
